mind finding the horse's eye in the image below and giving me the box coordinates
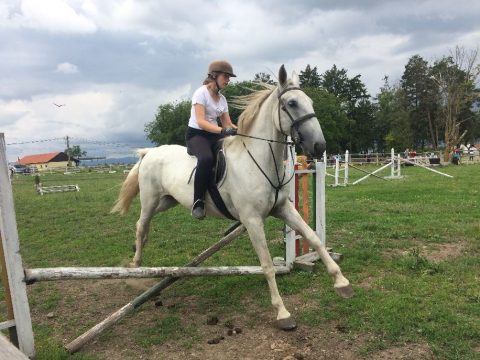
[287,100,297,107]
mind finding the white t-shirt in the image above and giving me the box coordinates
[188,85,229,130]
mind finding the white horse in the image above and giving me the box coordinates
[112,65,353,330]
[459,144,479,157]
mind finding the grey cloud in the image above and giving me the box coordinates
[2,0,480,161]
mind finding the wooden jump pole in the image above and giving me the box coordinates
[351,161,392,185]
[25,265,290,283]
[65,224,260,353]
[399,157,453,178]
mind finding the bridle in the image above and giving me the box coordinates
[277,86,317,141]
[236,86,317,145]
[239,86,317,210]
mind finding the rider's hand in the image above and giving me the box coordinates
[221,127,237,136]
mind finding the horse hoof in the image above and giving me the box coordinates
[335,284,354,299]
[276,317,297,331]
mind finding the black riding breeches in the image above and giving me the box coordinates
[186,127,223,202]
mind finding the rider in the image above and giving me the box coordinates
[186,60,238,220]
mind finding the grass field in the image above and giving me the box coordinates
[1,163,479,359]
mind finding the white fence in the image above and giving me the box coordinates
[37,184,80,195]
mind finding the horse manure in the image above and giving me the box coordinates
[227,329,234,336]
[234,327,242,334]
[335,324,348,333]
[206,315,219,325]
[207,336,223,345]
[154,299,163,307]
[224,320,234,329]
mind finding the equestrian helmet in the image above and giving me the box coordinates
[208,60,237,77]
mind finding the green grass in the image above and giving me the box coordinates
[1,164,480,359]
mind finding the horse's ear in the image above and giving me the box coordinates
[291,71,300,86]
[279,65,287,87]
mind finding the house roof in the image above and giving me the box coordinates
[18,152,63,165]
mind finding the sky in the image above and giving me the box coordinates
[1,0,479,162]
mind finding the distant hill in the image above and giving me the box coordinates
[80,156,138,166]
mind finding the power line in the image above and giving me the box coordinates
[6,137,65,146]
[6,136,146,149]
[69,137,146,149]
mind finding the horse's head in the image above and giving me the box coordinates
[276,65,326,158]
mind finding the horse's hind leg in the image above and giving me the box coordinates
[131,195,177,267]
[273,202,353,298]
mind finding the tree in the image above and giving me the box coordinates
[145,100,191,146]
[145,80,262,145]
[430,47,480,161]
[304,87,349,153]
[299,65,321,88]
[65,145,86,158]
[401,55,440,149]
[253,72,275,84]
[375,77,412,151]
[320,65,375,152]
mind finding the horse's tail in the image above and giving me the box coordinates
[111,148,150,215]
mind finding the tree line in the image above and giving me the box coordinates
[145,46,480,160]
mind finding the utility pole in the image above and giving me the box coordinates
[65,135,71,167]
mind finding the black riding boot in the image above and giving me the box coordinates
[191,199,206,220]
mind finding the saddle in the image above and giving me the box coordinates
[187,140,235,220]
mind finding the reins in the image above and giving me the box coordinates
[241,140,296,207]
[235,133,294,145]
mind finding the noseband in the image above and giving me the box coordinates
[277,87,317,140]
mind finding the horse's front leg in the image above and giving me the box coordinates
[273,202,354,298]
[241,215,297,330]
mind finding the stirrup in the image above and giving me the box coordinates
[191,199,206,220]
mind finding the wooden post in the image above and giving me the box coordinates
[285,147,296,267]
[0,133,35,358]
[65,224,251,353]
[294,164,300,257]
[334,156,339,187]
[344,150,349,185]
[390,148,395,178]
[0,232,18,346]
[301,164,309,254]
[315,160,326,246]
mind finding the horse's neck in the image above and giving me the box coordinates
[240,93,286,172]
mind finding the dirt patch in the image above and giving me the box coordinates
[386,240,467,263]
[369,342,433,360]
[355,275,377,289]
[28,278,435,360]
[420,242,466,262]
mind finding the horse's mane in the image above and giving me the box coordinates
[230,82,276,134]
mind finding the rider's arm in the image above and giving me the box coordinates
[219,112,237,129]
